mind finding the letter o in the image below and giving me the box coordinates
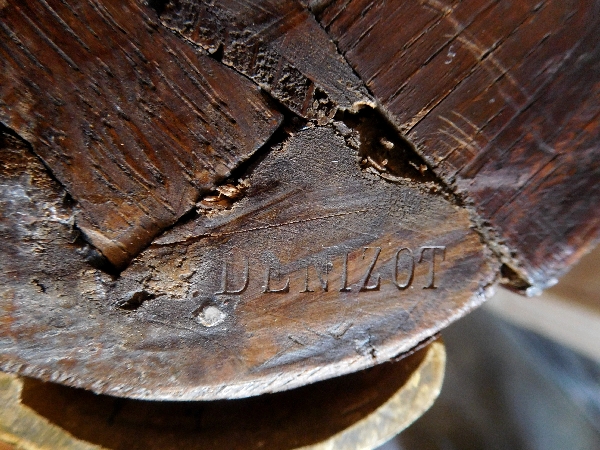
[394,248,414,290]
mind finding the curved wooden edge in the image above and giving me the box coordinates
[301,340,446,450]
[0,341,445,450]
[0,118,491,401]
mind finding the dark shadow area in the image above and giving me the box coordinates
[146,0,169,16]
[500,263,532,293]
[20,342,427,450]
[336,107,440,185]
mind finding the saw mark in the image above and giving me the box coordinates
[152,209,368,247]
[208,209,368,237]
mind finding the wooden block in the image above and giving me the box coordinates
[317,0,600,291]
[158,0,373,122]
[1,0,596,402]
[0,121,494,400]
[0,0,283,269]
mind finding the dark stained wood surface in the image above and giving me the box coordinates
[158,0,373,123]
[0,0,282,269]
[0,122,495,400]
[0,0,598,401]
[317,0,600,291]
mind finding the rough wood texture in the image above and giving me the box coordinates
[1,0,597,402]
[157,0,373,123]
[0,123,494,400]
[317,0,600,290]
[0,0,282,269]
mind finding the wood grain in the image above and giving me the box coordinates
[3,0,595,401]
[0,123,495,400]
[157,0,373,123]
[0,0,283,269]
[317,0,600,290]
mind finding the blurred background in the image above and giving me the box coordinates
[379,245,600,450]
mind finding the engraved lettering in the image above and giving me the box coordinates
[359,247,381,291]
[215,257,249,295]
[393,247,414,290]
[340,252,351,292]
[300,263,329,293]
[207,243,444,296]
[263,267,290,293]
[301,266,314,293]
[418,246,446,289]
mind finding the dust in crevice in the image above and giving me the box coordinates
[75,240,119,276]
[209,42,224,62]
[499,263,532,293]
[195,178,250,213]
[149,108,306,238]
[192,104,301,216]
[335,106,437,183]
[307,1,534,293]
[333,106,458,203]
[116,290,156,310]
[460,201,534,295]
